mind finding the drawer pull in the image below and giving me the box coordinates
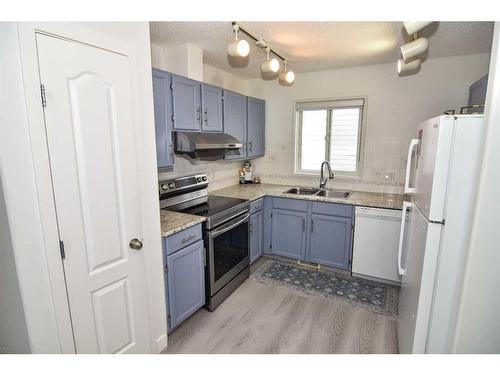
[181,234,197,243]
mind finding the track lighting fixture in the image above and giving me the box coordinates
[228,22,296,86]
[279,61,295,86]
[398,58,421,74]
[400,37,429,61]
[227,23,250,57]
[403,21,433,35]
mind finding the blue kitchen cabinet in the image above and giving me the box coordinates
[152,68,174,168]
[309,213,353,270]
[271,208,308,260]
[246,97,265,158]
[223,90,247,160]
[171,75,202,131]
[249,209,263,264]
[201,84,223,132]
[165,238,205,331]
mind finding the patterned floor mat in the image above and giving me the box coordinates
[251,259,399,317]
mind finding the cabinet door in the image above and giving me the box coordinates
[271,208,307,260]
[249,210,263,264]
[152,69,174,168]
[166,240,205,331]
[223,90,247,160]
[309,213,353,270]
[246,97,265,158]
[201,84,223,132]
[172,75,201,131]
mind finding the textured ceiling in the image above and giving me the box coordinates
[149,21,494,79]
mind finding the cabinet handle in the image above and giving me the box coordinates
[248,140,253,152]
[311,219,314,233]
[203,109,208,123]
[196,107,201,123]
[249,223,253,234]
[302,218,305,232]
[181,234,197,244]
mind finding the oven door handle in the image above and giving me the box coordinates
[208,214,250,238]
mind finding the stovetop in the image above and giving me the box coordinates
[181,195,248,218]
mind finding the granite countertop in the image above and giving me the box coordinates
[210,183,407,210]
[160,183,406,237]
[160,210,205,238]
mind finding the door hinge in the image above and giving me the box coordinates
[164,264,168,273]
[59,240,65,259]
[40,84,47,108]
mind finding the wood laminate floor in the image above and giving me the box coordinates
[165,259,399,354]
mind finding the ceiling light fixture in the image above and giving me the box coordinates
[279,61,295,86]
[403,21,433,35]
[400,37,429,61]
[261,47,280,74]
[229,22,295,86]
[227,23,250,57]
[398,58,421,74]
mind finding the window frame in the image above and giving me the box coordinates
[293,96,367,179]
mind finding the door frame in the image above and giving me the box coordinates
[15,22,167,353]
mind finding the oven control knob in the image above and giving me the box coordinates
[197,177,202,182]
[161,184,168,190]
[168,183,175,189]
[202,176,207,181]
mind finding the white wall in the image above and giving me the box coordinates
[151,42,247,190]
[245,53,491,194]
[452,25,500,354]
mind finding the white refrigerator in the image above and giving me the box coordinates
[397,114,484,354]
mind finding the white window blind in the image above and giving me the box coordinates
[296,98,364,175]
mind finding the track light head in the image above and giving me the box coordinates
[400,37,429,61]
[397,58,421,74]
[403,21,433,35]
[227,24,250,57]
[261,47,280,74]
[279,61,295,86]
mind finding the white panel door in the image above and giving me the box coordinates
[36,33,151,353]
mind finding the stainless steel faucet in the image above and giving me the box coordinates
[319,160,334,189]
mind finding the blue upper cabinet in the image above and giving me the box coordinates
[172,75,202,131]
[223,90,247,160]
[201,84,223,132]
[246,97,265,159]
[152,68,174,168]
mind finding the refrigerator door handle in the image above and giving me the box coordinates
[404,139,419,194]
[398,201,412,276]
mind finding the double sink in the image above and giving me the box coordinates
[284,187,351,199]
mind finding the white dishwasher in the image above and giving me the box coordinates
[352,206,402,283]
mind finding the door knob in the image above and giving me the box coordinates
[129,238,143,250]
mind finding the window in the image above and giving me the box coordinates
[295,98,365,176]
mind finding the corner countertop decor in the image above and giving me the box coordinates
[160,210,205,238]
[160,183,407,238]
[210,183,407,210]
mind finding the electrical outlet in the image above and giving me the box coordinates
[384,170,395,182]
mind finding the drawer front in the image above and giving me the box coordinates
[272,197,308,212]
[312,201,353,218]
[250,198,264,214]
[165,224,203,256]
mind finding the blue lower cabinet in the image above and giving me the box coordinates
[249,210,263,264]
[309,213,353,270]
[271,208,308,260]
[165,239,205,331]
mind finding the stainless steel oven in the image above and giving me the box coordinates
[159,173,250,311]
[206,211,249,309]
